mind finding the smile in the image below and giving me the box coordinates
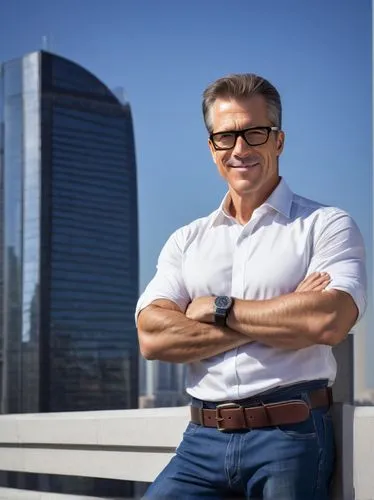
[230,163,260,169]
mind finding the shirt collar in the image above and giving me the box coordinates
[263,178,293,219]
[210,178,294,227]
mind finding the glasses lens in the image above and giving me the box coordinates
[244,128,268,146]
[212,132,235,149]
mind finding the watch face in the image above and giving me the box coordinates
[215,296,231,309]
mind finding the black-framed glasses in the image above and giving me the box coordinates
[210,126,280,150]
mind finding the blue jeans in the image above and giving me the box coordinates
[144,380,335,499]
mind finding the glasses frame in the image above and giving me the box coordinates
[210,126,280,151]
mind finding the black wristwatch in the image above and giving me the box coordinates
[214,296,234,326]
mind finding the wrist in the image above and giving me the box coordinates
[226,303,236,329]
[226,299,253,338]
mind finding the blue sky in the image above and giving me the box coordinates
[1,0,372,382]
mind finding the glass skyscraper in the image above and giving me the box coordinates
[0,50,139,415]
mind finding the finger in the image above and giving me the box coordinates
[307,272,330,283]
[309,274,330,287]
[296,273,330,292]
[308,278,331,291]
[296,272,322,290]
[311,282,331,291]
[297,273,324,289]
[302,273,330,288]
[300,272,321,284]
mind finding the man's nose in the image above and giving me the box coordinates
[232,135,251,156]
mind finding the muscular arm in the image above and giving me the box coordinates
[226,289,358,349]
[225,209,365,349]
[137,299,250,363]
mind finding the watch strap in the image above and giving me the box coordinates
[214,312,227,327]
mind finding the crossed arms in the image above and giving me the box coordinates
[137,209,366,363]
[137,272,359,363]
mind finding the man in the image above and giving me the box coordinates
[136,74,366,499]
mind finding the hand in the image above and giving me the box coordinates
[185,296,215,323]
[295,272,331,293]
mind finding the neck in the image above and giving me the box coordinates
[228,177,281,224]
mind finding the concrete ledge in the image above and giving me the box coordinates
[0,488,105,499]
[0,407,190,448]
[0,405,372,495]
[0,407,189,483]
[354,406,374,500]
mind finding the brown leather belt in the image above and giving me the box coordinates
[190,387,332,431]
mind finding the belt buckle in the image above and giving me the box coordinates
[215,402,241,432]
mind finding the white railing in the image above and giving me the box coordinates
[0,405,372,499]
[0,406,189,483]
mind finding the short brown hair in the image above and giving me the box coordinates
[202,73,282,133]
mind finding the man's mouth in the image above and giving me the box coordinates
[230,162,260,169]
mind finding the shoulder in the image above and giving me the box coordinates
[161,209,218,256]
[290,192,363,247]
[291,192,332,217]
[291,192,356,226]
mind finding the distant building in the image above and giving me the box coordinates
[139,359,189,408]
[154,361,189,407]
[0,51,139,496]
[354,318,369,402]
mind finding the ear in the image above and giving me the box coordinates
[208,139,217,164]
[276,131,285,156]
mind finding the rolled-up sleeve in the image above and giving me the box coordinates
[307,208,367,322]
[135,228,190,325]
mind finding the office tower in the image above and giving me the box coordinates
[0,51,138,496]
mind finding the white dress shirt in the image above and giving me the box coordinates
[135,179,367,401]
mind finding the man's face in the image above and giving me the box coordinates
[208,95,285,198]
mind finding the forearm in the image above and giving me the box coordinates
[227,291,348,349]
[138,304,250,363]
